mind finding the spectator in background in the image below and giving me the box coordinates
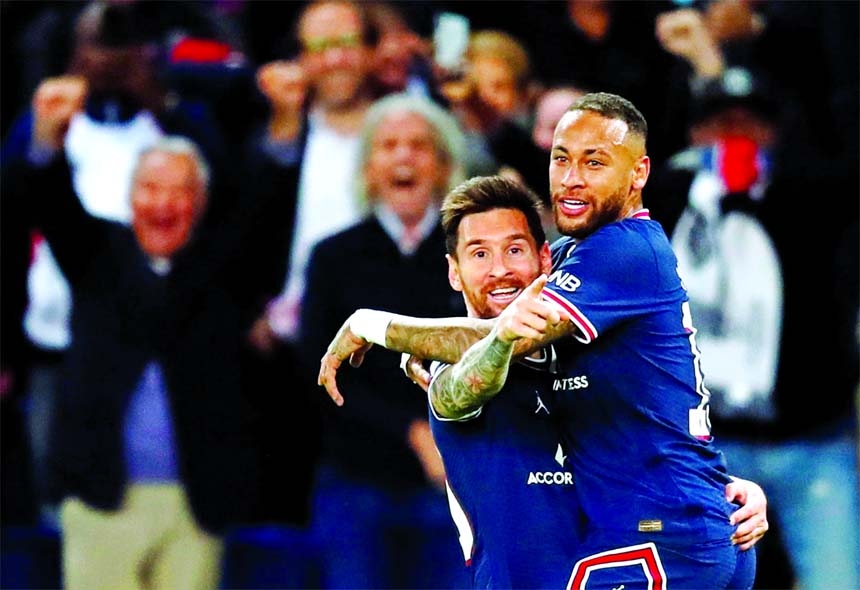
[1,0,233,527]
[2,68,290,587]
[655,0,858,186]
[1,0,87,138]
[365,1,434,98]
[464,29,538,132]
[531,85,587,154]
[1,0,246,137]
[433,26,546,202]
[299,92,470,589]
[240,0,380,526]
[648,65,859,590]
[246,0,377,349]
[456,0,678,166]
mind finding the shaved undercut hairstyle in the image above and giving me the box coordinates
[567,92,648,142]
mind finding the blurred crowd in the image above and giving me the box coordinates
[1,1,857,589]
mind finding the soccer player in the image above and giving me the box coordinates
[536,92,755,588]
[425,176,579,587]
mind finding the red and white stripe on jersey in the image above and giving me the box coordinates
[541,288,598,344]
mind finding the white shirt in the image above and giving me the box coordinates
[269,110,364,340]
[672,166,782,420]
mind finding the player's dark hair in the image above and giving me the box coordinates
[567,92,648,141]
[441,175,547,257]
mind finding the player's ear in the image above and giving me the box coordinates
[446,254,463,292]
[632,155,650,191]
[539,242,552,276]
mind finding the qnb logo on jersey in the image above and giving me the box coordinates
[553,375,589,391]
[547,270,581,292]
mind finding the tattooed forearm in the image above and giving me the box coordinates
[430,333,514,419]
[386,317,494,364]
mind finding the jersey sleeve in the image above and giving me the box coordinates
[542,224,661,344]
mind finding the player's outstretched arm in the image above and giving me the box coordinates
[725,476,769,551]
[318,309,493,405]
[317,317,375,406]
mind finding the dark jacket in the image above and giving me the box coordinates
[4,151,286,534]
[300,218,467,488]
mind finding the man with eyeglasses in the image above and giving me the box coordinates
[239,0,381,529]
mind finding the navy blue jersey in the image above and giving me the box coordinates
[429,349,581,589]
[542,211,753,589]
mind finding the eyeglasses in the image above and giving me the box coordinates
[302,33,362,54]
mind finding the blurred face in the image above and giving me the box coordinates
[532,89,584,151]
[373,30,415,92]
[131,151,206,259]
[298,2,371,109]
[470,55,519,115]
[72,41,159,109]
[365,111,450,225]
[689,105,776,148]
[74,42,139,90]
[448,208,552,319]
[549,110,649,239]
[71,4,159,106]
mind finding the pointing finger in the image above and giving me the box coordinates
[524,274,547,299]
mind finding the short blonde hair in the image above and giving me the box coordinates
[467,30,531,90]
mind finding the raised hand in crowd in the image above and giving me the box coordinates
[31,76,87,150]
[255,60,308,142]
[655,8,725,80]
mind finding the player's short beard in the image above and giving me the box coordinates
[554,188,628,239]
